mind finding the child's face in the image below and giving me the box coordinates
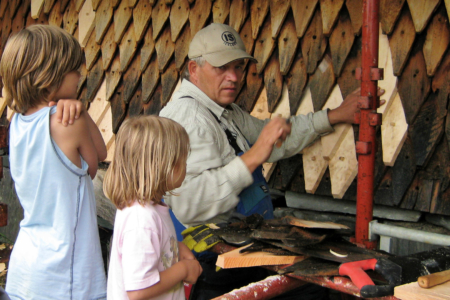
[53,70,80,101]
[168,161,187,190]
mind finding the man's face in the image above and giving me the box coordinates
[189,60,245,107]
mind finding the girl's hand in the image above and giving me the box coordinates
[49,99,84,126]
[178,241,196,261]
[181,259,203,285]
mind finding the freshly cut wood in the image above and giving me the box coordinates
[216,243,304,269]
[418,270,450,288]
[282,215,350,230]
[394,280,450,299]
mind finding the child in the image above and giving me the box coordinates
[104,116,202,300]
[1,25,107,299]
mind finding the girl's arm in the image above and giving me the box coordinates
[127,259,202,300]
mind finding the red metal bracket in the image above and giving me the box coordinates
[369,112,382,126]
[356,141,372,155]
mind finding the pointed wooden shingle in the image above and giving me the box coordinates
[278,12,298,75]
[175,23,191,71]
[48,1,63,27]
[31,0,45,19]
[309,55,335,112]
[11,5,26,35]
[155,26,175,72]
[127,85,143,117]
[75,0,86,12]
[240,62,264,113]
[269,0,290,38]
[291,0,318,38]
[152,0,170,40]
[63,0,78,35]
[329,10,354,77]
[250,0,269,39]
[212,0,230,24]
[389,8,415,76]
[253,15,276,74]
[86,57,105,102]
[189,0,211,37]
[240,17,255,57]
[286,53,307,116]
[106,54,122,101]
[1,6,11,51]
[101,23,117,71]
[95,0,113,44]
[133,0,152,42]
[345,0,362,35]
[161,59,179,106]
[91,0,101,10]
[85,29,101,71]
[170,0,189,42]
[0,1,7,19]
[122,52,141,104]
[78,0,95,47]
[144,84,163,115]
[141,26,155,72]
[114,0,132,43]
[320,0,344,36]
[142,55,160,104]
[301,8,327,74]
[110,84,128,134]
[264,50,283,113]
[423,6,450,77]
[407,0,440,33]
[9,0,20,20]
[380,0,405,34]
[119,22,138,72]
[230,0,249,32]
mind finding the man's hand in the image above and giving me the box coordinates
[327,87,386,125]
[182,224,223,253]
[49,99,84,126]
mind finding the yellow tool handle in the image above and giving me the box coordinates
[418,269,450,288]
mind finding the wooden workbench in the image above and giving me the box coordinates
[394,281,450,300]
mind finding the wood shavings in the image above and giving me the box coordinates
[330,249,348,257]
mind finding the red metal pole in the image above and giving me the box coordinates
[355,0,382,249]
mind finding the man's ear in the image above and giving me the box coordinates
[188,60,198,84]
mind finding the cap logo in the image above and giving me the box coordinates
[221,31,237,46]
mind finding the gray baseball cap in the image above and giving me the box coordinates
[188,23,257,67]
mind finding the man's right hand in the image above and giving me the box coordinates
[49,99,84,126]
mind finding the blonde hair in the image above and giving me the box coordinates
[103,116,190,210]
[0,25,83,114]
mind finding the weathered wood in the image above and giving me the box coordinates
[161,59,178,106]
[278,12,298,75]
[423,6,450,77]
[406,0,440,33]
[78,0,95,48]
[264,50,283,113]
[239,62,264,113]
[1,6,12,49]
[31,0,45,19]
[143,84,163,115]
[152,0,170,40]
[291,0,318,38]
[423,135,450,193]
[0,1,7,19]
[189,0,211,37]
[278,154,303,191]
[432,50,450,93]
[101,24,117,71]
[141,26,155,72]
[212,0,230,24]
[133,0,152,42]
[380,0,405,34]
[229,0,249,32]
[286,53,307,116]
[63,0,78,35]
[397,37,430,125]
[174,23,191,72]
[301,8,327,74]
[253,15,276,74]
[122,52,141,104]
[169,0,188,42]
[400,173,420,210]
[240,17,255,59]
[11,5,25,35]
[85,29,101,71]
[414,179,434,212]
[114,0,132,43]
[127,85,143,117]
[86,57,104,102]
[309,55,335,112]
[48,1,63,27]
[271,83,290,119]
[409,93,445,167]
[329,10,355,77]
[445,109,450,155]
[155,26,175,72]
[142,55,160,104]
[119,22,138,72]
[110,84,128,134]
[106,54,122,102]
[91,0,101,11]
[78,63,88,96]
[320,0,345,36]
[250,0,269,39]
[128,0,139,8]
[95,0,113,44]
[270,0,290,38]
[337,36,361,99]
[389,7,416,76]
[75,0,86,12]
[9,0,21,20]
[345,0,362,35]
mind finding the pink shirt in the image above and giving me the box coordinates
[107,201,184,300]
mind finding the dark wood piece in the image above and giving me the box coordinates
[253,14,276,74]
[101,24,117,71]
[320,0,345,36]
[329,9,354,77]
[119,23,138,72]
[337,36,361,99]
[106,54,122,101]
[114,0,132,43]
[86,57,105,102]
[155,26,175,73]
[110,84,128,134]
[278,12,299,75]
[144,84,163,115]
[142,55,160,104]
[133,0,152,42]
[286,53,308,116]
[95,0,113,44]
[291,0,318,38]
[264,50,283,113]
[345,0,362,35]
[270,0,290,38]
[175,23,191,72]
[141,25,155,72]
[122,52,141,104]
[380,0,405,34]
[127,85,144,117]
[389,7,416,76]
[301,8,327,74]
[152,0,170,40]
[170,0,189,42]
[161,59,179,106]
[250,0,269,39]
[85,29,101,71]
[309,54,335,112]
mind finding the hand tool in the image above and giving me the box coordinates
[418,269,450,288]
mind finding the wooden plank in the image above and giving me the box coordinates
[397,38,431,125]
[127,85,143,117]
[406,0,440,33]
[212,0,230,24]
[321,85,351,161]
[95,0,113,44]
[141,25,155,72]
[301,8,327,74]
[43,0,55,14]
[229,0,249,32]
[110,84,128,134]
[250,0,269,39]
[216,243,304,269]
[423,6,450,77]
[174,23,191,72]
[152,0,170,40]
[394,280,450,300]
[269,0,290,38]
[75,0,86,12]
[169,0,188,42]
[389,7,416,76]
[97,103,115,152]
[345,0,362,35]
[86,57,104,102]
[328,10,354,77]
[101,24,117,71]
[381,92,408,166]
[133,0,152,42]
[11,5,26,35]
[264,50,283,113]
[155,26,175,72]
[189,0,211,38]
[114,0,132,43]
[337,36,361,99]
[48,1,63,27]
[161,59,178,106]
[328,126,358,199]
[31,0,45,19]
[278,12,298,75]
[87,80,108,125]
[106,54,122,101]
[278,154,302,190]
[240,17,255,59]
[432,51,450,93]
[281,215,350,229]
[380,0,405,34]
[320,0,344,36]
[414,179,434,212]
[143,84,163,115]
[291,0,318,38]
[286,53,307,116]
[250,87,271,120]
[238,62,263,113]
[85,29,101,71]
[63,0,78,35]
[119,22,138,72]
[60,0,69,13]
[254,15,276,74]
[142,55,160,104]
[122,52,141,104]
[78,0,95,48]
[309,55,335,112]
